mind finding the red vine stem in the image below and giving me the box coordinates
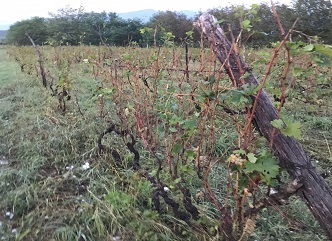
[243,18,298,136]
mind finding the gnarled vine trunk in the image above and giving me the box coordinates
[196,13,332,239]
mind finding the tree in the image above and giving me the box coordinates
[249,3,297,47]
[105,15,143,46]
[47,5,86,45]
[80,11,109,45]
[207,3,296,48]
[292,0,332,43]
[207,5,262,47]
[147,11,194,44]
[6,17,48,45]
[82,12,143,46]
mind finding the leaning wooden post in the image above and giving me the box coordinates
[195,13,332,239]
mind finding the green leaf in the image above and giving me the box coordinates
[216,19,225,24]
[185,30,194,37]
[169,127,178,133]
[240,72,250,79]
[282,120,302,139]
[271,119,284,129]
[247,153,257,163]
[179,165,195,174]
[250,3,260,11]
[122,53,131,60]
[271,119,302,139]
[171,142,183,154]
[303,44,315,52]
[293,67,303,77]
[150,169,157,177]
[242,20,251,28]
[312,46,332,65]
[230,90,248,104]
[140,28,146,34]
[169,115,180,125]
[244,152,279,184]
[182,119,197,131]
[314,44,332,58]
[149,55,157,61]
[242,83,262,95]
[287,41,299,50]
[184,150,196,161]
[174,177,182,184]
[208,75,216,84]
[202,89,216,99]
[269,88,281,98]
[233,149,246,155]
[313,55,326,64]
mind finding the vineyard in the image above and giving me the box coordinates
[0,22,332,240]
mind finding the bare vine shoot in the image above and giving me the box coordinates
[1,3,332,241]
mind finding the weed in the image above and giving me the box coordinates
[0,40,331,241]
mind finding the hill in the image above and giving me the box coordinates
[0,30,7,43]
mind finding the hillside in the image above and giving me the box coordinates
[0,30,7,43]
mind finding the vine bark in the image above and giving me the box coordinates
[195,13,332,239]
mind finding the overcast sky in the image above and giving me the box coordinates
[0,0,293,29]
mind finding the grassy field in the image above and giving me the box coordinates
[0,44,331,241]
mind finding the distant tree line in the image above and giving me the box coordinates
[5,0,332,47]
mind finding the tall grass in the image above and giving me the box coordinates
[0,43,331,240]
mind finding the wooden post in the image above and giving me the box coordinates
[195,13,332,239]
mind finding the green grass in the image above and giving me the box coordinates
[0,45,331,241]
[0,46,209,241]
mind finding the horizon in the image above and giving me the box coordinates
[0,9,199,30]
[0,0,293,30]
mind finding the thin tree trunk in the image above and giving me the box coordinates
[195,13,332,239]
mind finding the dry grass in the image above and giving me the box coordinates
[0,44,331,241]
